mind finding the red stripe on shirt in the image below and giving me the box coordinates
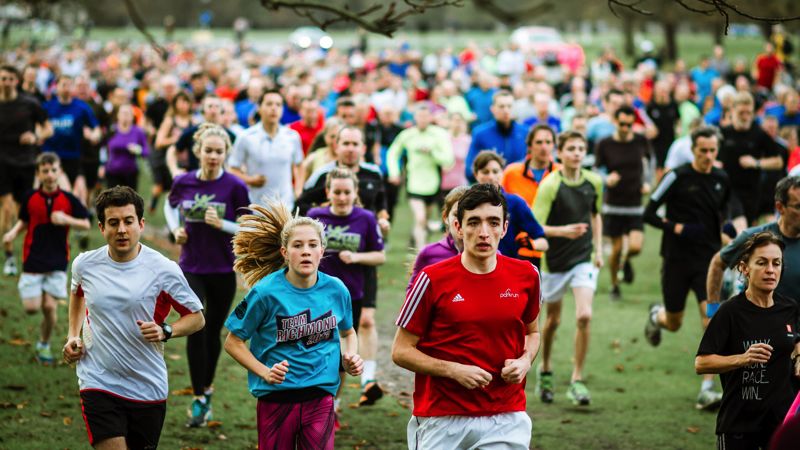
[79,395,94,445]
[153,290,194,324]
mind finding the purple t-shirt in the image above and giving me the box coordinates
[308,206,384,300]
[168,171,250,274]
[407,234,459,292]
[105,126,149,176]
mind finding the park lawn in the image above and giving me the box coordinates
[0,169,720,449]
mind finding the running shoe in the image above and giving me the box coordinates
[35,342,54,365]
[622,260,635,284]
[696,389,722,411]
[358,381,384,406]
[535,369,555,404]
[567,380,591,406]
[186,398,211,427]
[609,285,621,301]
[645,304,662,347]
[3,257,18,276]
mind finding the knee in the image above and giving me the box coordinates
[23,304,39,315]
[359,314,375,331]
[576,313,592,329]
[545,313,561,331]
[663,316,682,332]
[628,245,642,256]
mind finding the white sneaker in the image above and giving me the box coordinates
[3,257,18,276]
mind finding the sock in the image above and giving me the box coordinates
[37,341,49,349]
[149,196,159,211]
[701,380,714,392]
[194,395,206,404]
[651,306,662,328]
[203,387,214,397]
[361,360,377,386]
[333,398,341,412]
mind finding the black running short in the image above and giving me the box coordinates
[407,191,439,205]
[60,158,82,184]
[661,259,708,313]
[0,163,35,203]
[79,389,166,449]
[603,214,644,238]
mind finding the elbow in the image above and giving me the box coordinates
[223,333,235,355]
[391,345,405,368]
[192,312,206,334]
[535,238,549,252]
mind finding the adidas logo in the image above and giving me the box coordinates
[452,293,465,303]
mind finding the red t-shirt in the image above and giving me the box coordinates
[397,254,541,417]
[756,54,781,90]
[289,117,324,156]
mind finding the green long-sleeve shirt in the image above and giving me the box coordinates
[387,125,454,196]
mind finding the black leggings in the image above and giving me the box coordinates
[184,271,237,396]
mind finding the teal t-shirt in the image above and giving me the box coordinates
[225,270,353,398]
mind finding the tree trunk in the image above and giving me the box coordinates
[712,20,724,45]
[622,14,635,58]
[662,20,677,62]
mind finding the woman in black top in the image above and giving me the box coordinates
[696,231,800,450]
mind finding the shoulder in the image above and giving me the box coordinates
[222,171,248,189]
[171,171,193,187]
[317,272,349,295]
[582,169,603,185]
[504,192,526,207]
[307,206,328,218]
[61,190,83,204]
[355,207,377,222]
[280,126,301,139]
[710,167,729,181]
[472,122,493,135]
[503,161,525,175]
[358,162,382,175]
[73,247,106,271]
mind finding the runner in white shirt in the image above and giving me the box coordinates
[229,90,304,209]
[63,186,205,450]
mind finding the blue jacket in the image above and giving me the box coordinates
[466,120,528,182]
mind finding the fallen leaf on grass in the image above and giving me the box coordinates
[171,387,193,396]
[4,384,26,391]
[167,354,181,361]
[347,383,360,389]
[561,419,572,424]
[180,447,202,450]
[615,387,626,393]
[0,402,14,409]
[63,417,72,426]
[397,400,411,410]
[8,338,30,346]
[398,391,411,397]
[235,423,257,430]
[686,426,700,433]
[386,412,399,417]
[630,337,639,344]
[614,364,625,372]
[40,411,53,417]
[207,420,223,428]
[16,401,28,409]
[610,339,621,349]
[218,434,227,440]
[348,403,359,409]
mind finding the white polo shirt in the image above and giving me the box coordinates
[71,244,202,402]
[229,123,304,209]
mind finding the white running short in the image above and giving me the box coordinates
[18,271,67,300]
[407,411,531,450]
[542,262,599,303]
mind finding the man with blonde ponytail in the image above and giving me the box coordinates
[225,200,363,449]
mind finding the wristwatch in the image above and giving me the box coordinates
[160,323,173,342]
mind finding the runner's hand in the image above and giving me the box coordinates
[51,211,70,226]
[388,176,401,186]
[137,320,166,342]
[501,357,531,384]
[173,227,188,245]
[606,171,621,187]
[248,174,267,188]
[264,360,290,384]
[450,363,492,389]
[2,230,14,245]
[204,207,222,229]
[342,352,364,376]
[19,131,36,145]
[63,336,84,363]
[378,218,391,235]
[561,223,589,240]
[594,253,604,269]
[339,250,356,264]
[741,343,772,366]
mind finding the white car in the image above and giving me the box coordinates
[289,27,333,50]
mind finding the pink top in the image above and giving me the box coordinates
[440,134,470,190]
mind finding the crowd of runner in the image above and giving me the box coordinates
[3,28,800,449]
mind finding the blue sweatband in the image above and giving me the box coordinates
[706,302,720,318]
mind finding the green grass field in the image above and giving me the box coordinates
[0,168,722,450]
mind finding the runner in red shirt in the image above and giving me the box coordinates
[754,43,782,92]
[289,97,324,156]
[392,183,541,450]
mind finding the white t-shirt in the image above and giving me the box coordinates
[71,244,202,401]
[229,124,304,209]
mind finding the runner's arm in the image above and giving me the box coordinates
[2,220,25,244]
[392,327,491,386]
[224,332,270,379]
[706,251,726,303]
[340,327,359,356]
[67,291,85,340]
[169,311,205,339]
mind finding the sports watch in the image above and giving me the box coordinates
[160,323,173,342]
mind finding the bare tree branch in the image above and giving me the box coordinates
[260,0,463,37]
[607,0,651,18]
[471,0,554,26]
[122,0,166,59]
[609,0,800,33]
